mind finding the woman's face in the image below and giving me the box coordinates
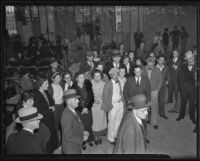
[23,98,34,108]
[53,75,61,84]
[123,57,129,65]
[94,72,101,82]
[41,80,49,91]
[136,59,142,65]
[77,74,85,84]
[97,65,103,72]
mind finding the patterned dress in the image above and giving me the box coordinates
[91,80,107,135]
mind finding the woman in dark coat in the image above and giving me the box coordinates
[72,71,94,150]
[33,73,59,154]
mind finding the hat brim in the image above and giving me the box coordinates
[63,95,81,100]
[15,113,43,123]
[112,54,121,57]
[127,102,151,110]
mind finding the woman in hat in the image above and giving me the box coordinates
[33,73,59,153]
[91,69,107,145]
[72,71,94,150]
[114,94,149,154]
[6,106,45,154]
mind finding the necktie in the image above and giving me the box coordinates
[136,79,140,87]
[41,92,50,106]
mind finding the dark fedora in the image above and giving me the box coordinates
[49,57,58,65]
[63,89,81,100]
[126,94,151,110]
[112,50,121,57]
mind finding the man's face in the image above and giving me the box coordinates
[77,74,85,84]
[123,57,129,65]
[111,73,118,80]
[134,107,148,120]
[70,97,79,108]
[51,62,58,69]
[134,67,142,78]
[30,119,40,129]
[158,57,165,66]
[113,56,121,64]
[23,98,34,108]
[64,74,72,84]
[173,51,179,58]
[147,61,154,67]
[119,69,126,78]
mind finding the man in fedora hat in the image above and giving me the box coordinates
[6,107,45,154]
[142,56,162,129]
[114,94,150,154]
[104,50,126,79]
[61,89,88,154]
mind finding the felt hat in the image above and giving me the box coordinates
[126,94,151,110]
[63,89,81,100]
[15,107,43,123]
[50,57,58,65]
[112,50,121,57]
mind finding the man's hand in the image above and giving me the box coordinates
[49,106,55,112]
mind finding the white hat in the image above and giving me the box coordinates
[15,107,43,123]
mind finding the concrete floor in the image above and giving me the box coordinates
[82,102,196,158]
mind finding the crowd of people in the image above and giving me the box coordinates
[5,25,198,154]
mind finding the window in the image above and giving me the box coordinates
[6,6,17,35]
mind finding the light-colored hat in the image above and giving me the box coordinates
[127,94,151,110]
[63,89,81,100]
[109,68,119,75]
[184,51,194,60]
[15,107,43,123]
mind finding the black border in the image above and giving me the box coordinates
[1,0,199,160]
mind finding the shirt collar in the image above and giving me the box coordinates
[23,128,34,134]
[135,76,141,82]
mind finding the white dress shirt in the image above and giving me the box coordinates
[111,79,121,103]
[126,63,130,73]
[52,83,63,104]
[157,64,164,71]
[23,128,34,134]
[113,62,119,68]
[135,76,141,85]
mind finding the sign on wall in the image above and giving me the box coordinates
[116,6,122,33]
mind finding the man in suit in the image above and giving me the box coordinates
[104,50,126,79]
[142,56,162,129]
[134,28,144,50]
[168,50,182,113]
[61,89,88,154]
[170,26,181,50]
[123,56,134,78]
[102,68,125,145]
[157,55,170,119]
[176,51,197,124]
[114,94,150,154]
[123,65,151,106]
[61,71,74,91]
[7,107,45,154]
